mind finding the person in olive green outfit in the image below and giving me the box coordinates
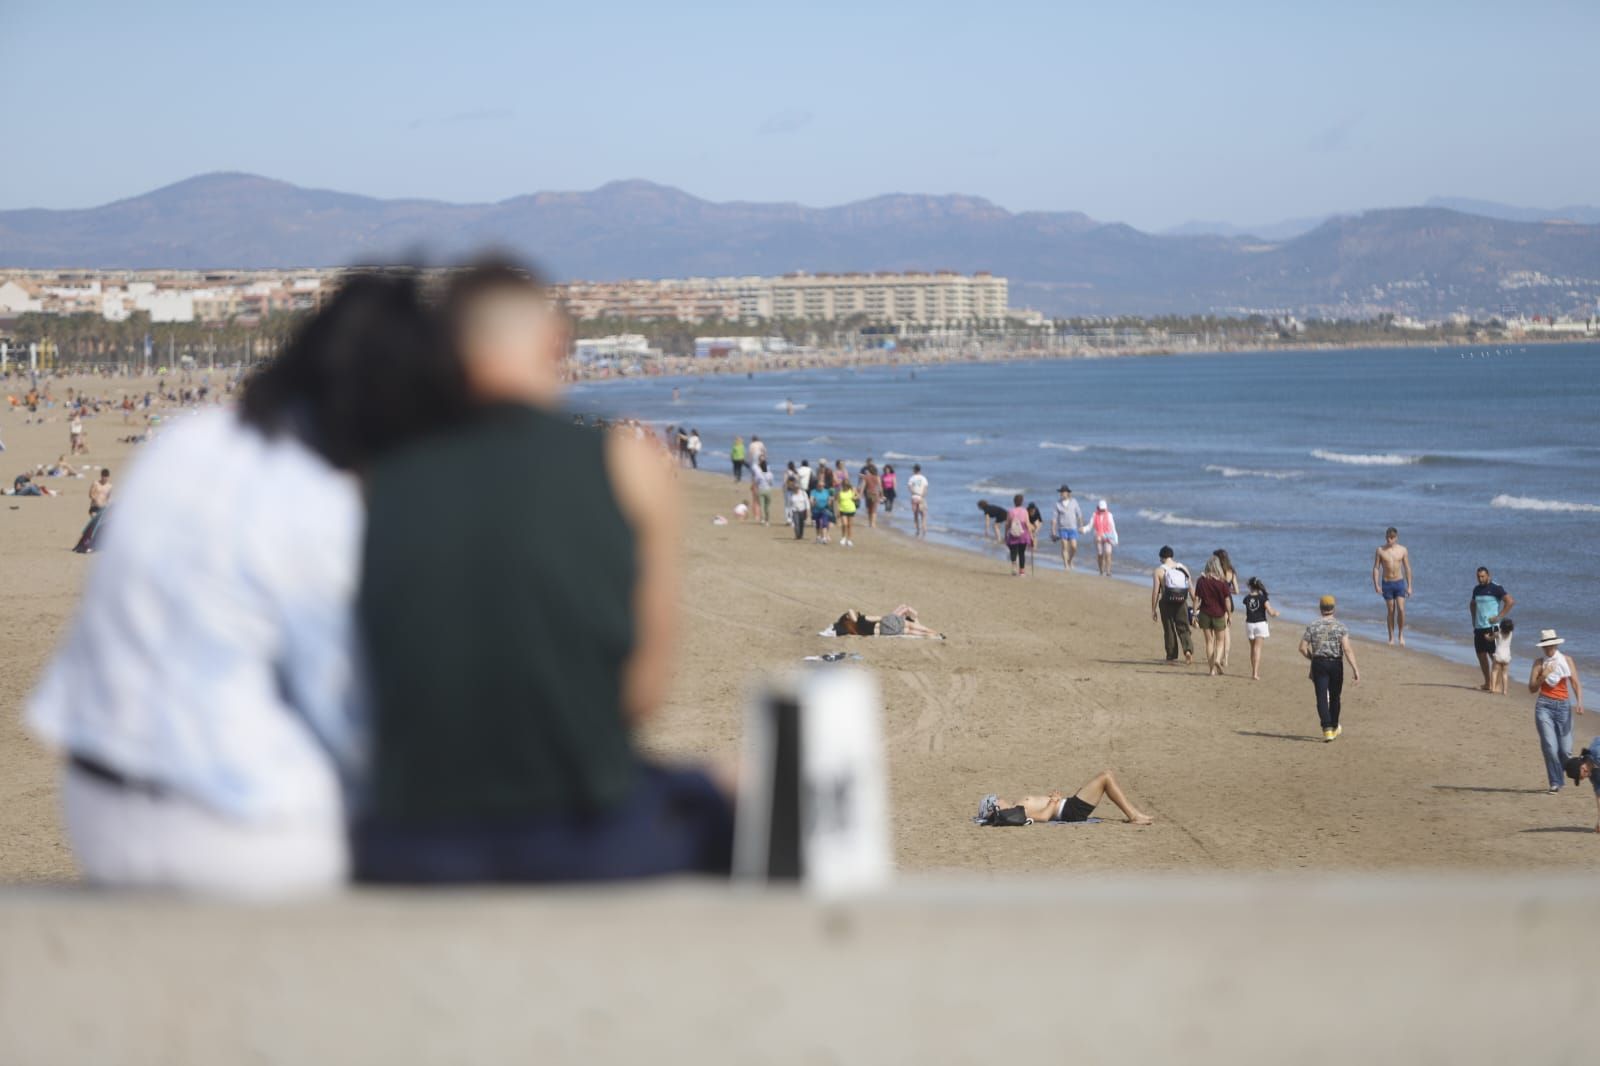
[354,261,733,883]
[730,436,747,482]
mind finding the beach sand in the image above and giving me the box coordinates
[0,380,1594,883]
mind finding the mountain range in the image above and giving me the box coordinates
[3,173,1598,318]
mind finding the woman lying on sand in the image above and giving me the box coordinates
[979,769,1154,825]
[831,605,944,639]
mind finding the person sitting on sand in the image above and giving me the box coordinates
[980,769,1154,825]
[831,605,943,639]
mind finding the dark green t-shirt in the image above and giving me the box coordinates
[360,403,637,821]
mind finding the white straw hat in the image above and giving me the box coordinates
[1097,499,1108,510]
[1537,629,1565,647]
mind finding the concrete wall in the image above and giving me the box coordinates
[2,875,1595,1065]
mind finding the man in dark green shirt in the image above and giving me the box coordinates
[353,262,732,882]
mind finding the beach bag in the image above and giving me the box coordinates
[1006,513,1027,540]
[990,805,1030,827]
[1161,564,1191,604]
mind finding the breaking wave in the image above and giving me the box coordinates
[1138,508,1241,529]
[883,451,943,461]
[1490,494,1600,514]
[1039,441,1088,452]
[966,481,1025,496]
[1205,464,1303,480]
[1311,449,1422,466]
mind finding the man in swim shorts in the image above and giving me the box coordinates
[982,769,1154,826]
[1372,527,1413,646]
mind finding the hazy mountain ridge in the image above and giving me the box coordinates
[2,173,1598,317]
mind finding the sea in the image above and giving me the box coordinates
[573,343,1600,667]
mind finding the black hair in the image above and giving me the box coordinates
[1012,493,1024,506]
[239,269,465,471]
[1500,618,1515,634]
[1247,576,1267,595]
[1386,527,1398,537]
[1159,545,1174,559]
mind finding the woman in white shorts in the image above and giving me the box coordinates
[1242,576,1281,682]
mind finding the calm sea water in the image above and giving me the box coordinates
[575,343,1600,666]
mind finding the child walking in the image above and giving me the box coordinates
[1242,576,1282,682]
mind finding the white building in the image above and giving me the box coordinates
[0,280,43,314]
[767,271,1008,325]
[574,334,658,363]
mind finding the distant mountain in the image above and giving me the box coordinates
[1162,214,1336,241]
[1425,196,1600,226]
[3,173,1599,317]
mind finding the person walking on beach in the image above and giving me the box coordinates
[1372,527,1412,646]
[1152,546,1194,665]
[1086,499,1118,576]
[1298,596,1361,742]
[1242,576,1281,681]
[752,458,774,525]
[1471,567,1514,691]
[907,464,929,537]
[749,435,767,469]
[859,463,883,529]
[1051,485,1084,572]
[1004,494,1034,576]
[810,468,836,545]
[789,480,809,540]
[836,477,860,547]
[1194,555,1233,676]
[69,412,86,455]
[730,436,746,481]
[1491,619,1516,694]
[1213,549,1240,669]
[797,459,813,493]
[881,464,897,513]
[1529,629,1584,793]
[87,466,112,514]
[687,428,701,469]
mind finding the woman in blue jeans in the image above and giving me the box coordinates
[1529,629,1585,793]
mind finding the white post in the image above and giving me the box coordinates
[30,343,38,373]
[1,341,7,371]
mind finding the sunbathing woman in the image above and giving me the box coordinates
[989,769,1154,825]
[831,605,944,639]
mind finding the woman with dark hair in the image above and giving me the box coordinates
[26,271,468,898]
[830,605,943,639]
[1214,548,1241,669]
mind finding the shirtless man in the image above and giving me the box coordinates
[988,770,1154,825]
[907,464,929,537]
[88,467,112,514]
[1372,526,1413,645]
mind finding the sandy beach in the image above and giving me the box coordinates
[1,377,1596,884]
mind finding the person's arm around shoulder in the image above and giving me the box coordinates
[1341,632,1360,683]
[605,431,681,724]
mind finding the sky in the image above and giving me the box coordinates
[3,0,1597,231]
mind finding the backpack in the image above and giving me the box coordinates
[1006,512,1027,540]
[1161,564,1191,604]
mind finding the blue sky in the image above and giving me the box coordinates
[3,0,1596,230]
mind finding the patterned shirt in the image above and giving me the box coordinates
[1302,617,1349,659]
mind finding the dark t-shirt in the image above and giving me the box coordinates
[1195,575,1233,618]
[360,403,638,822]
[1243,591,1269,624]
[980,502,1009,521]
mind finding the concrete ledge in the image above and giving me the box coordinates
[2,875,1594,1065]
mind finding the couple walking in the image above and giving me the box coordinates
[28,261,732,897]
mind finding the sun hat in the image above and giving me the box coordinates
[1097,499,1108,510]
[1059,485,1071,493]
[1319,595,1337,610]
[1537,629,1566,647]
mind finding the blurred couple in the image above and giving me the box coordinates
[28,261,733,898]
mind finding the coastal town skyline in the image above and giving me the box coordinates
[4,1,1597,232]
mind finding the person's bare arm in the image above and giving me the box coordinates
[1341,636,1360,683]
[1372,549,1383,594]
[1571,659,1583,715]
[606,432,681,724]
[1267,602,1281,618]
[1151,570,1162,619]
[1494,592,1515,622]
[1299,637,1312,661]
[1592,789,1599,834]
[1401,549,1413,593]
[1528,659,1545,694]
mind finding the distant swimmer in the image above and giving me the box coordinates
[1372,527,1413,645]
[907,464,929,538]
[785,398,795,416]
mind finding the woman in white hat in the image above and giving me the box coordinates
[1083,499,1118,577]
[1528,629,1585,793]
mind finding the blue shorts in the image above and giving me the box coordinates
[1059,529,1078,542]
[813,510,831,528]
[1382,578,1408,600]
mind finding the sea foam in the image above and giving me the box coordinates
[1205,464,1303,480]
[1138,508,1241,529]
[1490,494,1600,514]
[1311,449,1422,466]
[883,451,943,461]
[1039,441,1088,452]
[966,481,1025,496]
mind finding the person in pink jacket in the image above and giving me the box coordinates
[1085,499,1118,577]
[1003,493,1034,576]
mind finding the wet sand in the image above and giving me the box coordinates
[1,380,1595,883]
